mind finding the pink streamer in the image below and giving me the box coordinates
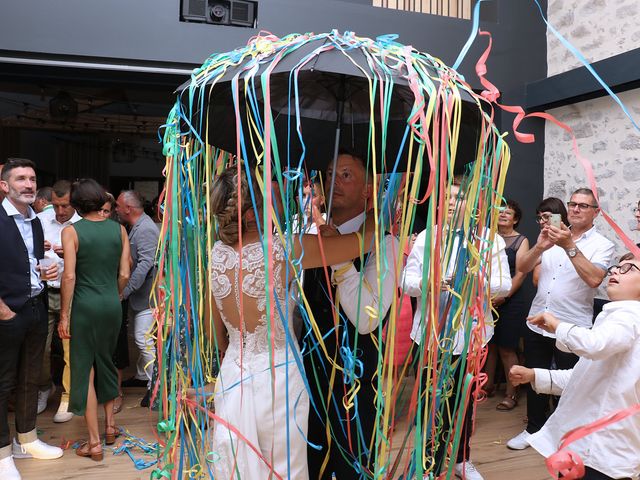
[474,29,640,258]
[472,28,640,479]
[183,397,284,480]
[545,404,640,479]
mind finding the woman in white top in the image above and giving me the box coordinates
[510,252,640,480]
[199,166,375,479]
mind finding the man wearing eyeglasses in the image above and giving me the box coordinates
[506,188,615,451]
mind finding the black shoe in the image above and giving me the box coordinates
[122,377,148,388]
[140,389,151,408]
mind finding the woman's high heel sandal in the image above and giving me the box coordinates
[76,441,103,461]
[113,393,124,415]
[105,425,121,445]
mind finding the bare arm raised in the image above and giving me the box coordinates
[517,228,553,274]
[294,217,377,270]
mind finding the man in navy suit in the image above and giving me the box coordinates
[0,158,63,480]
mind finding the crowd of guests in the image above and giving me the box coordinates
[1,151,638,480]
[0,158,160,479]
[199,150,639,480]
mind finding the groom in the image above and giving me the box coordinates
[302,149,398,479]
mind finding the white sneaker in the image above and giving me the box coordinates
[454,460,484,480]
[12,438,63,460]
[53,401,74,423]
[506,430,532,450]
[0,456,21,480]
[36,385,55,415]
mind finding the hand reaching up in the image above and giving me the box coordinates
[535,227,554,252]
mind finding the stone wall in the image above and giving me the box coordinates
[544,0,640,274]
[544,89,640,247]
[547,0,640,76]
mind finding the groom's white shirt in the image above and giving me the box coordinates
[308,211,398,335]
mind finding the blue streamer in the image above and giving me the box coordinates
[454,0,640,132]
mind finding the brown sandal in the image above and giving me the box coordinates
[105,425,121,445]
[113,393,124,415]
[76,441,103,461]
[496,394,518,411]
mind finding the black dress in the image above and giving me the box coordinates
[492,234,528,350]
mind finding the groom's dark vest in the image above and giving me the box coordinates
[0,203,45,311]
[303,251,390,479]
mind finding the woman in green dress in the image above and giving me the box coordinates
[58,179,130,461]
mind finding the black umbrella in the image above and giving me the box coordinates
[177,33,484,178]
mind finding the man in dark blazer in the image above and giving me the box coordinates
[116,190,160,407]
[0,158,63,480]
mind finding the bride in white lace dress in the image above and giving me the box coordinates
[203,167,374,479]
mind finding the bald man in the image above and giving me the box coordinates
[115,191,159,407]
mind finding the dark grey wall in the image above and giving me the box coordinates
[484,0,548,241]
[0,0,547,236]
[0,0,478,78]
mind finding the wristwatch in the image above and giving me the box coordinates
[565,246,579,258]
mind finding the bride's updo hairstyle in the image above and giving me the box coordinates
[210,166,262,245]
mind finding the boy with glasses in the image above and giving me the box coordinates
[509,252,640,480]
[507,188,615,451]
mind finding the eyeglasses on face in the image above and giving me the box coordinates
[535,213,552,224]
[606,263,640,276]
[567,201,598,211]
[634,207,640,213]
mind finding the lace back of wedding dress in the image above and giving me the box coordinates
[209,240,310,480]
[209,240,291,357]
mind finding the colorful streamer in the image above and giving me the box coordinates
[545,404,640,479]
[154,30,509,479]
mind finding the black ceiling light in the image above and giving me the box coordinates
[181,0,257,27]
[208,1,230,23]
[49,91,78,120]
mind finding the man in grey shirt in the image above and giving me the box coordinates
[116,191,159,406]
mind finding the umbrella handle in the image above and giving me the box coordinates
[325,118,342,222]
[326,76,347,222]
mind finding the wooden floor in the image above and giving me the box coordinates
[12,384,550,479]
